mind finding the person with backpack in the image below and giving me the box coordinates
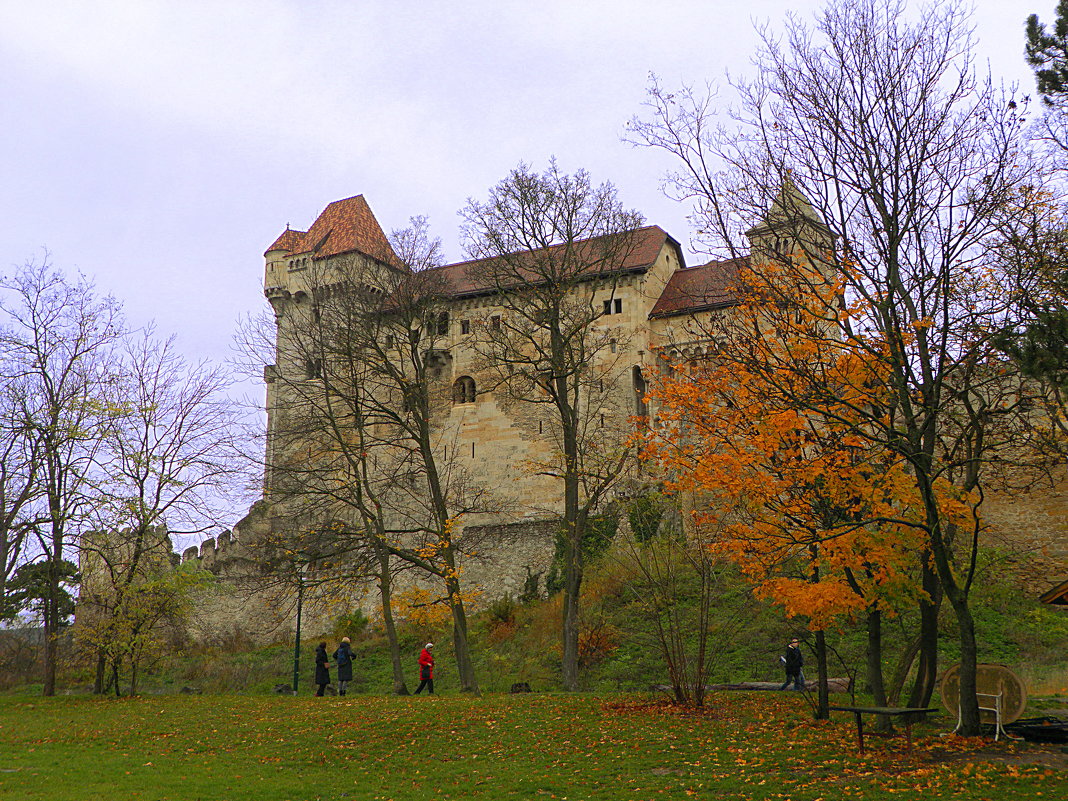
[779,637,805,691]
[333,637,354,696]
[414,642,434,695]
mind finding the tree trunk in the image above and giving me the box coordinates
[946,586,981,735]
[867,606,893,734]
[887,633,920,706]
[376,546,409,695]
[42,549,59,696]
[446,575,479,695]
[560,473,584,691]
[813,629,829,719]
[925,508,980,734]
[906,557,942,710]
[94,650,106,695]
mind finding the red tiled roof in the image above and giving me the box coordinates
[430,226,677,298]
[263,195,399,265]
[266,228,305,253]
[649,256,749,318]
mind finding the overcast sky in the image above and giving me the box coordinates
[0,0,1040,378]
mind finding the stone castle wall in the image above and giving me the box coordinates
[171,504,559,644]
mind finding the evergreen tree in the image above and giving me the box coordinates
[1027,1,1068,106]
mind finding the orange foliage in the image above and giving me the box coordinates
[642,253,949,629]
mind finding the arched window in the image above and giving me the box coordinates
[453,376,476,404]
[632,366,648,417]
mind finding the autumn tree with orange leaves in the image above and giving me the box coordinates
[644,249,941,720]
[630,0,1048,734]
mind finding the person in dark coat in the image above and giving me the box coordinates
[333,637,353,696]
[414,642,434,695]
[314,641,331,697]
[779,637,805,691]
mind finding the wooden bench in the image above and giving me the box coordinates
[829,706,938,754]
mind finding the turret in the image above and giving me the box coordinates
[264,227,304,297]
[745,179,835,266]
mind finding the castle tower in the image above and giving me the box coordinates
[745,178,835,269]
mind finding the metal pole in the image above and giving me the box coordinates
[292,568,304,694]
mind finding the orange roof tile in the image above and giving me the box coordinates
[263,195,400,265]
[265,228,305,253]
[430,226,677,298]
[649,256,748,318]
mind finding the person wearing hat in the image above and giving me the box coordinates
[333,636,354,696]
[414,642,435,695]
[779,637,805,691]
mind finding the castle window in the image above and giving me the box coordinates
[453,376,476,404]
[632,366,648,417]
[603,298,623,315]
[491,315,501,330]
[305,358,322,379]
[461,319,470,335]
[609,339,617,353]
[436,312,449,336]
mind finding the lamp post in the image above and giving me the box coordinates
[292,561,308,694]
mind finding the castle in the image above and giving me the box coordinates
[97,190,1068,645]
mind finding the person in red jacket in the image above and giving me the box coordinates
[414,642,434,695]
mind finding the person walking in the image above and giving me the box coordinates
[333,637,353,696]
[779,637,805,691]
[414,642,434,695]
[314,641,331,697]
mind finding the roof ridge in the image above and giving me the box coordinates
[438,224,669,272]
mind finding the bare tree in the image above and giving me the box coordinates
[629,0,1038,734]
[77,328,252,694]
[0,260,125,695]
[251,218,495,694]
[461,162,645,691]
[0,373,45,615]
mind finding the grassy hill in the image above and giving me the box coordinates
[31,544,1057,713]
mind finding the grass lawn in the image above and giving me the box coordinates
[0,691,1063,800]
